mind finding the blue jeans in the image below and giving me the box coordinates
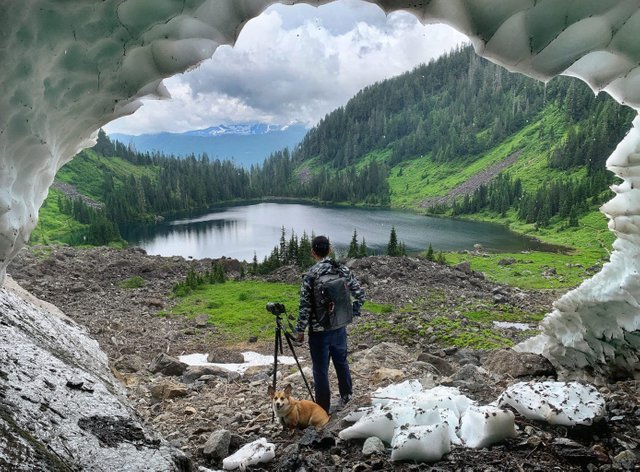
[308,327,352,413]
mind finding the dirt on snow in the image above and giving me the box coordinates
[7,245,639,471]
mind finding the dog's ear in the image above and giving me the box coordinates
[268,385,275,398]
[284,384,293,396]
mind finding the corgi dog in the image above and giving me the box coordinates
[268,384,330,431]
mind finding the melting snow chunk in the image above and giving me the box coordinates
[371,379,424,406]
[459,405,517,448]
[340,382,518,463]
[222,438,275,470]
[498,381,605,426]
[390,423,451,462]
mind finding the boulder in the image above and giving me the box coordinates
[202,429,231,460]
[182,365,237,383]
[351,342,413,373]
[0,278,190,471]
[149,380,189,401]
[372,367,405,384]
[483,349,555,378]
[194,314,209,327]
[416,352,455,376]
[207,349,245,364]
[148,353,188,376]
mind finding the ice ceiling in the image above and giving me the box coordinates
[1,0,639,379]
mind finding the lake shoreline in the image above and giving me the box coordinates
[121,201,569,262]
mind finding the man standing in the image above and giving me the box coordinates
[294,235,365,414]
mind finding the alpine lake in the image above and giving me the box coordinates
[120,202,562,262]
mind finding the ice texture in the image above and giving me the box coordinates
[2,1,640,378]
[458,405,517,448]
[390,423,451,462]
[498,381,606,426]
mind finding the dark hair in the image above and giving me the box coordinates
[312,235,331,258]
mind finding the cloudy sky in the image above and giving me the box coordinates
[105,0,468,135]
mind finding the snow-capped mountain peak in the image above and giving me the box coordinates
[185,123,288,137]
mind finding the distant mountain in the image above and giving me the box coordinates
[110,123,307,167]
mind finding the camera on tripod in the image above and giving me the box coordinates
[266,302,286,316]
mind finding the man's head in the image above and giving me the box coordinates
[312,235,331,259]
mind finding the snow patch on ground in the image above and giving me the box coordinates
[179,352,297,374]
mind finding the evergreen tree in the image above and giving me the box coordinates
[348,229,359,258]
[387,226,399,256]
[358,237,368,258]
[426,244,435,261]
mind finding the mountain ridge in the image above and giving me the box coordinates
[110,122,307,167]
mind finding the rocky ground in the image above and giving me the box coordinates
[7,246,639,471]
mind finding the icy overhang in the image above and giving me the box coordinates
[1,0,639,378]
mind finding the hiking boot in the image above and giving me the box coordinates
[338,394,352,409]
[329,394,352,414]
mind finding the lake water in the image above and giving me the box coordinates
[122,202,558,261]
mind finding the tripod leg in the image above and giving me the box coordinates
[284,332,315,403]
[272,327,280,391]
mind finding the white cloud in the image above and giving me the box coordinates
[105,1,468,135]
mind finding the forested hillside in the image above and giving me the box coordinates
[35,45,634,248]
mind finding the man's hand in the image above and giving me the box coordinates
[295,331,304,344]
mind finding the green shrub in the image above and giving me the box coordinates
[119,276,145,289]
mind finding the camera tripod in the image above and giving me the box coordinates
[267,303,315,406]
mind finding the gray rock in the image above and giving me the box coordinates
[149,380,189,401]
[454,261,472,274]
[446,364,491,392]
[114,354,146,373]
[0,279,190,471]
[351,342,413,372]
[613,450,637,470]
[207,349,245,364]
[483,349,555,378]
[299,427,335,449]
[362,436,386,456]
[277,443,300,471]
[148,353,188,376]
[202,429,231,460]
[194,314,209,327]
[416,352,455,376]
[182,365,236,383]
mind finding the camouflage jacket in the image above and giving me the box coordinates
[296,258,365,333]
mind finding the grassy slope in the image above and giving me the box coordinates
[56,149,158,199]
[166,280,391,343]
[380,105,616,288]
[31,150,158,245]
[30,188,89,245]
[387,107,578,208]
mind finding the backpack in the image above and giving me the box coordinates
[313,263,352,330]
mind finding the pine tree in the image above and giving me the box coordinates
[348,229,359,258]
[426,244,435,261]
[387,226,399,256]
[358,237,368,258]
